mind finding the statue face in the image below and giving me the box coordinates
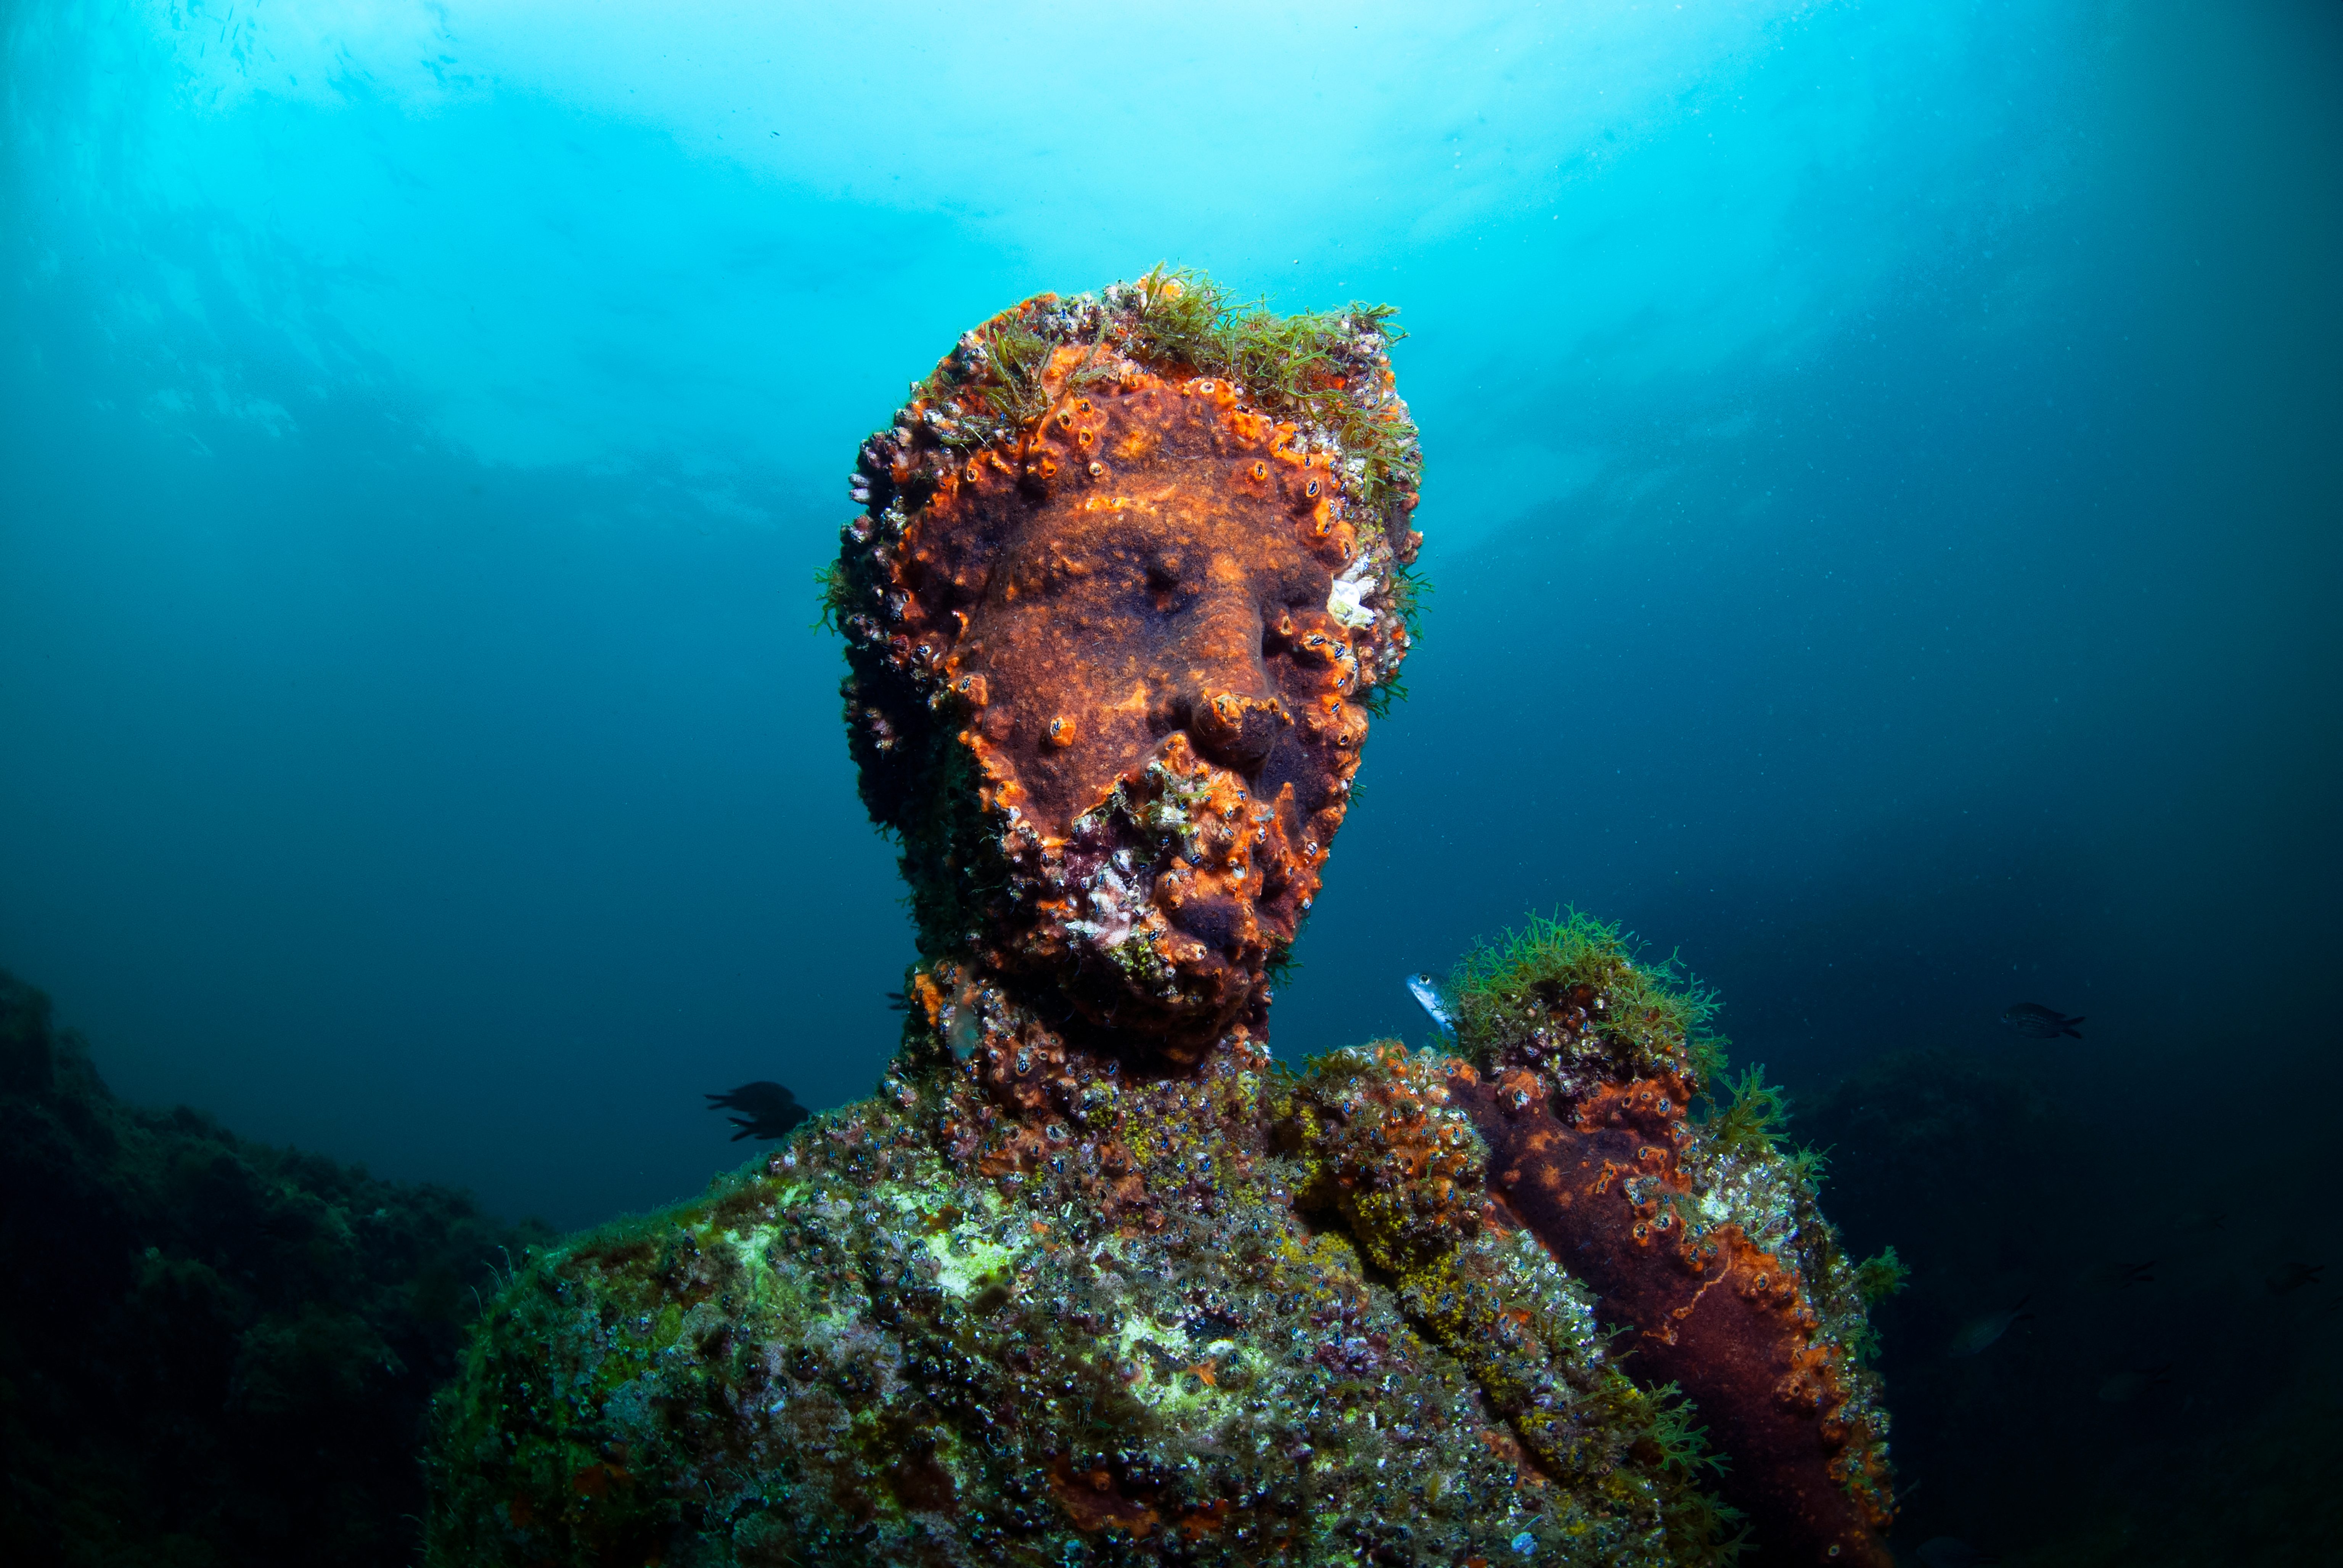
[953,377,1373,1044]
[844,324,1416,1054]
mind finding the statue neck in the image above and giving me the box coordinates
[897,953,1276,1190]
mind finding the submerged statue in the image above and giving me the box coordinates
[426,273,1899,1567]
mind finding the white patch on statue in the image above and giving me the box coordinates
[1327,557,1378,629]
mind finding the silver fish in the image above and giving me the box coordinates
[1406,973,1457,1043]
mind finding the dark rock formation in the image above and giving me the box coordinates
[0,968,546,1568]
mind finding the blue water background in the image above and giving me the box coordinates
[3,0,2337,1240]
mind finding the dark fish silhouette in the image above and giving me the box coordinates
[1998,1003,2084,1040]
[2084,1258,2155,1289]
[2266,1261,2324,1294]
[705,1080,810,1142]
[1946,1295,2033,1357]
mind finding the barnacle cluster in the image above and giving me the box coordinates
[425,279,1898,1568]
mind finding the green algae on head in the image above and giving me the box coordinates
[1444,908,1727,1090]
[1126,267,1423,520]
[1123,267,1429,669]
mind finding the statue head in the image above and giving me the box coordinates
[832,274,1421,1056]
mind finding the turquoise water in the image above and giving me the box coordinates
[4,14,2340,1545]
[8,0,2337,1220]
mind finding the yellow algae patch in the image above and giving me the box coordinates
[919,1191,1031,1300]
[1107,1308,1245,1417]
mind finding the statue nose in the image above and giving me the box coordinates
[1186,687,1288,769]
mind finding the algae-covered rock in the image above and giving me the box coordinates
[0,967,547,1568]
[426,1042,1718,1567]
[426,276,1898,1566]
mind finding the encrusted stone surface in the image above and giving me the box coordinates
[834,281,1419,1054]
[424,1028,1703,1568]
[424,278,1897,1568]
[1450,1066,1895,1566]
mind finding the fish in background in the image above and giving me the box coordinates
[1946,1295,2033,1357]
[1406,972,1458,1044]
[1998,1002,2085,1040]
[2087,1258,2157,1289]
[704,1080,809,1142]
[2265,1261,2324,1294]
[2096,1363,2172,1403]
